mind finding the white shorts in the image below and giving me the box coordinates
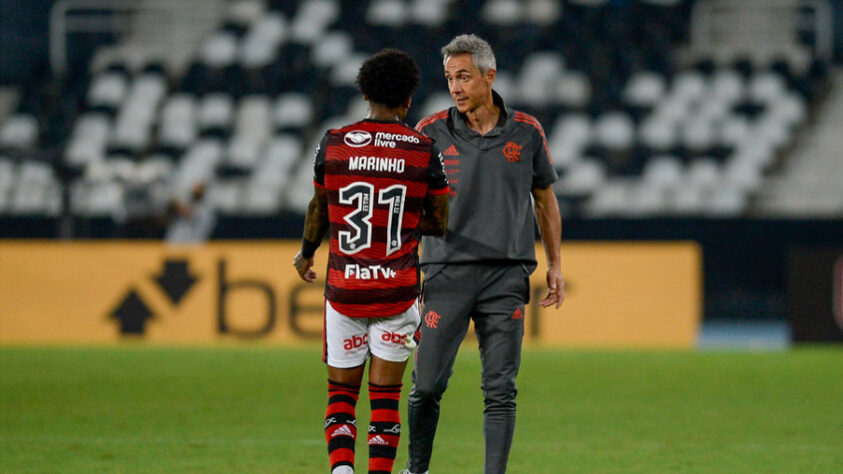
[324,299,420,368]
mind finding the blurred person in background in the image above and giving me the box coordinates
[165,181,216,243]
[115,175,171,239]
[404,34,565,474]
[293,48,449,474]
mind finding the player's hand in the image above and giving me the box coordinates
[293,251,317,282]
[539,265,565,309]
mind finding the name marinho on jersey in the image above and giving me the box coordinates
[348,155,406,173]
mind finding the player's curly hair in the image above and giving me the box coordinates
[356,49,420,109]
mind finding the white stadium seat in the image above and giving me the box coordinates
[159,94,197,148]
[624,71,668,107]
[524,0,561,26]
[226,136,262,169]
[367,0,407,27]
[198,93,234,130]
[87,72,128,108]
[410,0,451,26]
[710,70,744,105]
[555,71,591,108]
[242,182,283,214]
[594,112,635,151]
[0,114,39,149]
[555,158,606,197]
[418,92,454,120]
[226,0,267,27]
[685,158,721,189]
[642,155,683,189]
[482,0,523,26]
[584,179,633,217]
[274,93,314,129]
[199,32,239,69]
[235,95,272,143]
[312,32,354,69]
[208,180,243,213]
[331,53,368,86]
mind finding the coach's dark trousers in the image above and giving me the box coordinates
[407,263,529,474]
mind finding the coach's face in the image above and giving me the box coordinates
[444,53,495,114]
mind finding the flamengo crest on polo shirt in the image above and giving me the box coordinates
[503,141,522,162]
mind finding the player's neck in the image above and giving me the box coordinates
[367,103,405,122]
[464,96,499,135]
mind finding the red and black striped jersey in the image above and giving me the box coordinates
[313,119,449,318]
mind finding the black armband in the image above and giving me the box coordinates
[301,238,321,258]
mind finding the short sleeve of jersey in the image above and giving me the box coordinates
[531,126,557,189]
[312,133,329,187]
[427,143,449,194]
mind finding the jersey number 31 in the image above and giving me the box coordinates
[338,182,406,256]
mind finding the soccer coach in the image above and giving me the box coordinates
[404,34,565,474]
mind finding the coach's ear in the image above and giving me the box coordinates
[485,68,496,86]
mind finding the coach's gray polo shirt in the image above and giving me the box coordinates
[416,91,557,266]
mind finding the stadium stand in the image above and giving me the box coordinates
[0,0,837,237]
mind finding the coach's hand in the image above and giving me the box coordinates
[539,264,565,309]
[293,251,317,283]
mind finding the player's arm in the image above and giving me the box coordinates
[419,193,449,236]
[532,185,565,308]
[294,186,328,282]
[419,144,450,236]
[294,133,329,283]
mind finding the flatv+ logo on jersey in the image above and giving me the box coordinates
[503,141,522,162]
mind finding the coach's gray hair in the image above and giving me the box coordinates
[441,34,496,73]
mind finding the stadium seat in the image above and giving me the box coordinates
[642,155,683,189]
[594,111,635,152]
[367,0,407,27]
[226,136,262,170]
[227,0,267,27]
[583,179,633,217]
[86,72,129,111]
[331,53,369,87]
[410,0,450,27]
[159,94,198,150]
[623,71,668,108]
[669,183,706,215]
[517,52,565,106]
[482,0,523,26]
[198,93,234,135]
[554,158,606,197]
[290,0,339,44]
[176,139,225,189]
[274,92,314,130]
[234,94,272,143]
[706,185,746,216]
[311,31,354,69]
[242,182,283,214]
[0,114,39,150]
[208,179,243,213]
[685,158,721,189]
[523,0,561,27]
[199,32,240,69]
[418,92,453,121]
[555,70,591,108]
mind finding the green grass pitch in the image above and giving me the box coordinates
[1,346,841,473]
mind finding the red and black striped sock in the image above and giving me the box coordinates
[368,382,402,474]
[325,380,360,473]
